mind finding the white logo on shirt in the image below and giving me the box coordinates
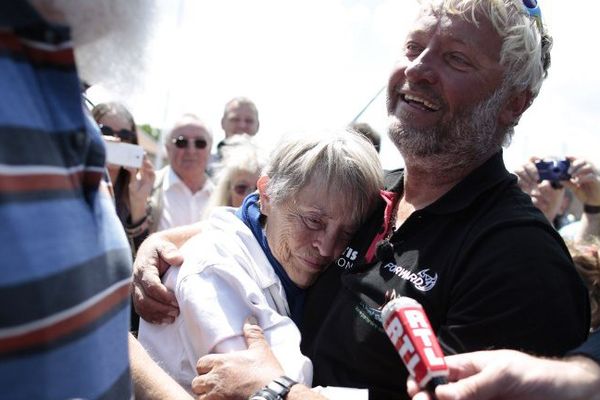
[382,263,438,292]
[336,246,358,270]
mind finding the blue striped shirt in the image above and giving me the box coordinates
[0,3,133,399]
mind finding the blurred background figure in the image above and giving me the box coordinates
[221,96,260,139]
[518,169,570,229]
[150,114,214,232]
[209,97,260,177]
[348,121,381,153]
[125,114,214,251]
[129,114,214,332]
[92,102,156,251]
[0,1,193,399]
[568,239,600,331]
[515,156,600,242]
[204,134,265,216]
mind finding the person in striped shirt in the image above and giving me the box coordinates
[0,1,191,399]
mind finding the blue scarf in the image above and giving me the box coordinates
[236,193,306,327]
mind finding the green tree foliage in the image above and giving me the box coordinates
[138,124,161,141]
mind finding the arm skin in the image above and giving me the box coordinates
[126,155,156,225]
[576,212,600,243]
[192,319,327,400]
[129,333,193,400]
[564,156,600,242]
[131,222,203,324]
[287,385,328,400]
[407,350,600,400]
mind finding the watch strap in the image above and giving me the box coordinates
[248,387,278,400]
[248,376,298,400]
[584,204,600,214]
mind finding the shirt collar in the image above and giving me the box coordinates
[163,166,214,193]
[426,151,513,215]
[163,166,180,191]
[386,151,513,216]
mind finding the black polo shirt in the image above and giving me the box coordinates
[301,152,590,400]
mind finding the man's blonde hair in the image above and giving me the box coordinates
[421,0,552,98]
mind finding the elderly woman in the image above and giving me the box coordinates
[138,130,383,391]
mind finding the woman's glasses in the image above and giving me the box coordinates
[100,124,136,143]
[232,183,256,196]
[172,136,208,150]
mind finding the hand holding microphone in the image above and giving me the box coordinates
[388,298,600,400]
[381,296,448,397]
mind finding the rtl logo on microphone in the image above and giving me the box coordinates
[381,297,448,389]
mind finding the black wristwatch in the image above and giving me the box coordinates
[248,376,298,400]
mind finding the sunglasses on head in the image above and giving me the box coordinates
[100,124,136,143]
[172,136,208,150]
[232,183,256,196]
[522,0,543,31]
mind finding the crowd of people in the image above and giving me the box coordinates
[2,0,600,400]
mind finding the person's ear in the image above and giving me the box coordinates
[499,90,533,127]
[256,175,271,215]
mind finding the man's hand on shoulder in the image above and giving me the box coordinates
[192,317,285,399]
[132,233,183,324]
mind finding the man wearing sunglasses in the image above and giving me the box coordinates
[146,114,215,235]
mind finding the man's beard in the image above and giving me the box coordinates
[388,84,510,170]
[46,0,156,100]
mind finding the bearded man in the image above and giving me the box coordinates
[299,2,588,398]
[132,1,590,399]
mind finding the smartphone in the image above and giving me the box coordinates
[104,141,144,169]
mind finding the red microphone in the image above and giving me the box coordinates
[381,296,448,393]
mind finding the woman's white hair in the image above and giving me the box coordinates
[422,0,552,98]
[263,129,384,226]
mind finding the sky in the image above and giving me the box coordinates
[89,0,599,171]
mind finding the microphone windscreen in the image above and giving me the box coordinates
[381,296,448,390]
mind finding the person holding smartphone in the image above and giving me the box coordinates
[92,102,156,252]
